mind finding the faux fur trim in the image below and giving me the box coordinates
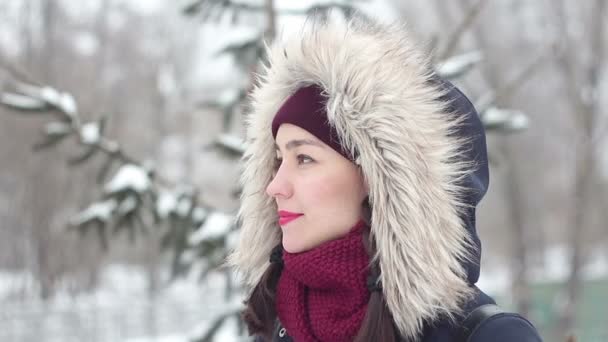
[228,15,477,340]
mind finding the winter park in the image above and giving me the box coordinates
[0,1,607,341]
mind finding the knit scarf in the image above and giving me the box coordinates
[275,219,372,342]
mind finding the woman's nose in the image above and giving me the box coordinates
[265,166,292,199]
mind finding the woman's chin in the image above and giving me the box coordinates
[282,237,310,254]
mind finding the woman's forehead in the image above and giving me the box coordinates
[274,124,326,151]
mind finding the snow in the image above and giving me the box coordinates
[117,195,138,215]
[180,250,198,264]
[125,334,187,342]
[156,190,178,219]
[192,207,208,223]
[40,87,61,106]
[481,106,529,131]
[0,264,239,342]
[534,245,570,282]
[157,63,177,97]
[120,0,167,16]
[530,245,608,283]
[435,50,483,79]
[57,0,104,20]
[176,197,193,217]
[214,28,260,56]
[0,9,21,57]
[2,250,605,341]
[73,31,100,57]
[104,164,151,194]
[80,122,101,145]
[582,250,608,279]
[216,134,246,154]
[158,135,189,182]
[125,335,190,342]
[69,199,118,225]
[477,264,511,295]
[105,140,120,153]
[225,230,241,250]
[59,93,78,116]
[107,8,128,33]
[0,270,37,300]
[16,85,77,116]
[187,297,247,342]
[191,26,261,91]
[212,315,247,342]
[0,92,48,111]
[189,212,235,245]
[57,0,167,19]
[217,88,241,108]
[477,245,608,297]
[45,122,72,136]
[507,111,530,131]
[156,187,207,220]
[219,0,366,12]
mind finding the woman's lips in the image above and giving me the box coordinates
[278,211,303,226]
[279,215,302,226]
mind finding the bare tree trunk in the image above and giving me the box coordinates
[32,0,58,300]
[264,0,276,42]
[502,146,531,317]
[20,0,34,69]
[559,146,593,337]
[40,0,56,81]
[553,0,606,338]
[459,2,535,316]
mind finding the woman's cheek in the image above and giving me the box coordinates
[304,178,344,219]
[305,173,338,201]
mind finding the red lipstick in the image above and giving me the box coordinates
[278,210,303,226]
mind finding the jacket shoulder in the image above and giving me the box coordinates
[468,312,543,342]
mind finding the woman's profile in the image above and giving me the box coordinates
[228,15,543,342]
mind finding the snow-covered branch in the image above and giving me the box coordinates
[0,75,238,282]
[435,50,483,79]
[183,0,367,19]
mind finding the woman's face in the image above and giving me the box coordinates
[266,123,368,253]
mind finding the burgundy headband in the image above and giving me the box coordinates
[271,84,353,161]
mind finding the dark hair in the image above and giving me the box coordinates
[353,216,399,342]
[241,261,283,340]
[353,289,399,342]
[242,197,400,341]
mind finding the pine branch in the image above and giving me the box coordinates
[0,72,236,280]
[434,50,483,79]
[183,0,366,18]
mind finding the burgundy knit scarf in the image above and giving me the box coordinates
[275,219,372,342]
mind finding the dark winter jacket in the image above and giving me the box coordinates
[231,16,543,342]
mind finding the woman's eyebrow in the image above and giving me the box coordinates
[274,139,324,150]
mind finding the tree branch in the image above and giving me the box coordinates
[476,43,556,113]
[439,0,489,61]
[183,0,365,17]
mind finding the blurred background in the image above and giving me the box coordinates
[0,0,606,341]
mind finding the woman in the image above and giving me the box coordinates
[229,15,543,342]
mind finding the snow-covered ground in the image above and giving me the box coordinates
[2,246,606,341]
[0,265,247,342]
[478,244,608,295]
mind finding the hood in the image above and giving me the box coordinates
[229,16,489,340]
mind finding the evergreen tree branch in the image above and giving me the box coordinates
[183,0,366,18]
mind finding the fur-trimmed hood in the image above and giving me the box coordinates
[229,16,489,341]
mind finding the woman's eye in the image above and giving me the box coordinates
[297,154,314,164]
